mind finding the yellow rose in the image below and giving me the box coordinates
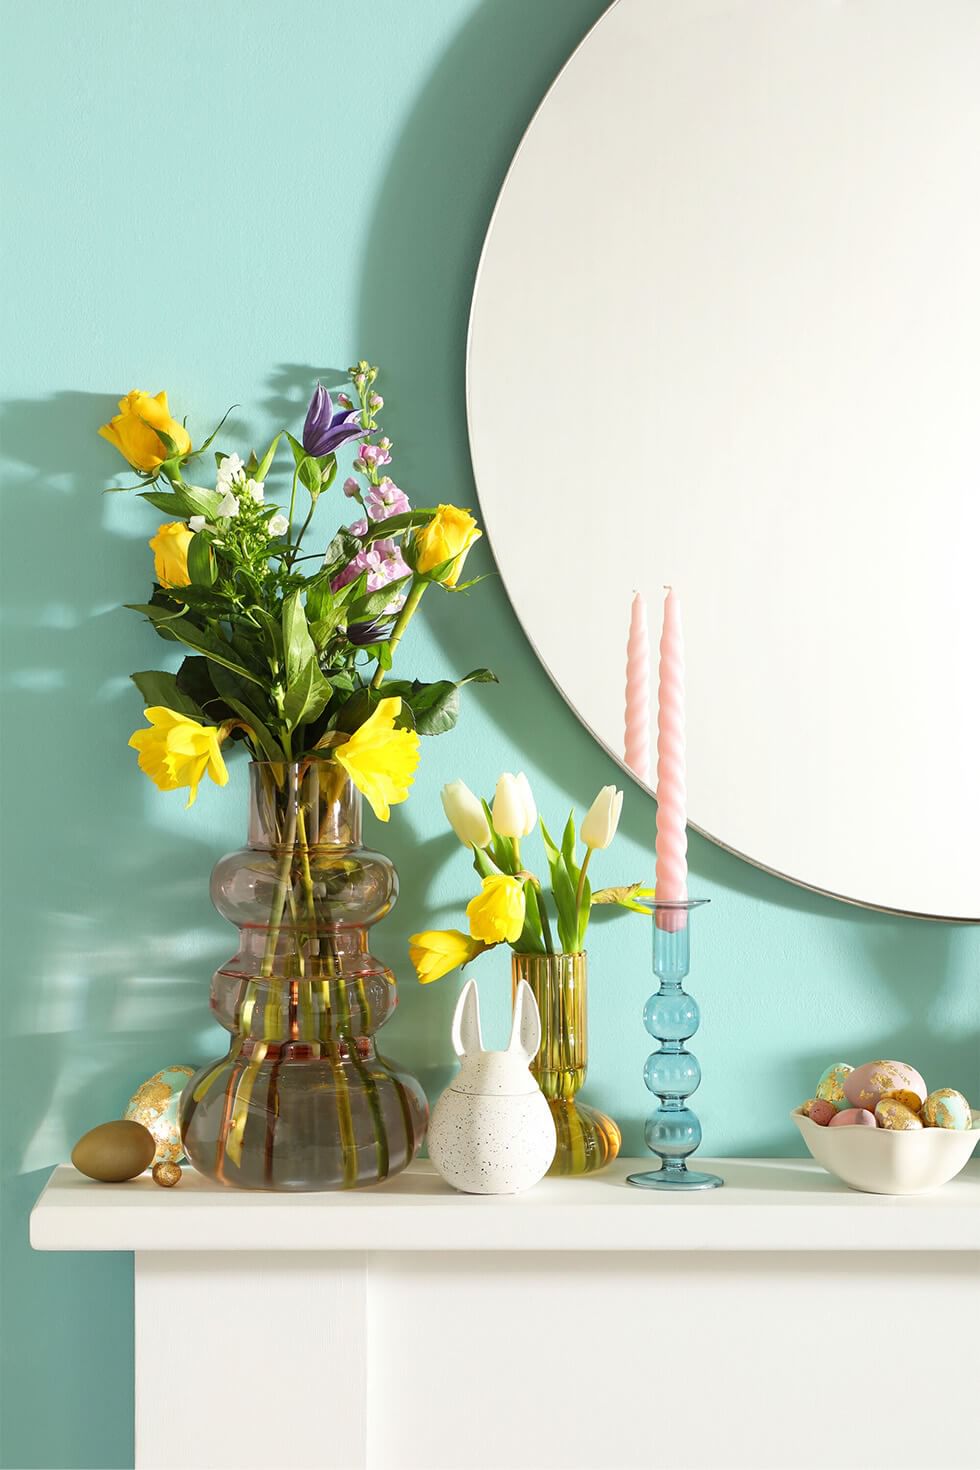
[334,696,421,821]
[409,929,487,984]
[412,504,481,587]
[99,390,192,472]
[149,521,193,588]
[466,874,526,945]
[128,707,229,808]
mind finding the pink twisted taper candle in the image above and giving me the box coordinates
[654,588,688,931]
[624,592,651,782]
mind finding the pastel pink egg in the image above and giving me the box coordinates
[829,1107,877,1127]
[843,1060,926,1113]
[805,1099,837,1126]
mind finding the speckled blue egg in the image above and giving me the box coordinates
[125,1065,195,1164]
[815,1062,853,1112]
[920,1089,972,1131]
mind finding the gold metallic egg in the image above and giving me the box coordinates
[874,1098,924,1131]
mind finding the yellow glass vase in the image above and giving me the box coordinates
[511,951,620,1176]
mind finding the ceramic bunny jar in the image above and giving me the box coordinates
[428,979,557,1194]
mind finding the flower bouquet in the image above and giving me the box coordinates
[410,775,652,1174]
[98,362,494,1190]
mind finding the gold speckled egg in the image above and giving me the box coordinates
[920,1089,972,1130]
[72,1120,156,1181]
[874,1098,924,1131]
[815,1062,853,1112]
[125,1065,194,1164]
[152,1161,182,1188]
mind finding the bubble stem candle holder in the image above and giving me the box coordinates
[627,899,723,1191]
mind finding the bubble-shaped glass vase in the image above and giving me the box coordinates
[180,760,428,1190]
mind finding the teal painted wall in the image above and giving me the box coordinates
[1,2,977,1465]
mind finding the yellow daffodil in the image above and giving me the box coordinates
[99,390,192,472]
[412,504,481,587]
[466,874,526,945]
[149,521,193,588]
[128,707,229,807]
[409,929,488,984]
[334,696,421,821]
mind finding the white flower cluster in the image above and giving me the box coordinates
[215,454,265,520]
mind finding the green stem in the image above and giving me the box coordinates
[575,847,594,945]
[286,462,301,544]
[532,877,555,956]
[370,578,427,688]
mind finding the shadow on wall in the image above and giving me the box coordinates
[0,390,235,1470]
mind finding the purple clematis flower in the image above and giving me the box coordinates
[303,383,369,457]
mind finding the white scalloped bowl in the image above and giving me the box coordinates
[791,1107,980,1195]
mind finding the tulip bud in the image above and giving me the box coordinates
[493,771,537,838]
[580,785,624,850]
[441,780,491,848]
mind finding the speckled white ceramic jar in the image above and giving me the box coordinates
[428,979,556,1195]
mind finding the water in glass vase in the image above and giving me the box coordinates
[512,951,620,1176]
[180,761,428,1190]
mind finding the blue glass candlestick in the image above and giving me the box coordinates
[627,900,723,1191]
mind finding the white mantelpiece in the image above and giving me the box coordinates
[31,1160,980,1470]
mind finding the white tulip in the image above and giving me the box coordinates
[581,785,624,850]
[441,780,491,848]
[493,771,537,839]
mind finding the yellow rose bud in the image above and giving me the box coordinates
[148,521,193,588]
[412,504,481,587]
[409,929,487,984]
[466,874,526,945]
[128,708,229,808]
[334,696,421,822]
[99,390,192,472]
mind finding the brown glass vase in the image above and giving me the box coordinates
[511,951,620,1176]
[179,760,428,1190]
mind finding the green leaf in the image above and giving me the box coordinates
[323,528,363,575]
[362,510,436,544]
[458,668,498,688]
[135,611,265,686]
[318,454,337,493]
[285,430,307,469]
[130,670,202,719]
[248,607,284,664]
[304,569,335,624]
[298,456,321,497]
[561,810,580,883]
[253,432,282,483]
[195,404,238,456]
[481,798,517,875]
[187,530,215,586]
[282,658,331,731]
[208,665,285,759]
[282,591,317,685]
[540,816,580,954]
[139,482,221,520]
[347,577,409,624]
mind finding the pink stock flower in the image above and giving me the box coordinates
[354,443,392,473]
[366,478,410,520]
[343,476,361,498]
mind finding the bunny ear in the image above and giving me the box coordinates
[509,980,541,1061]
[451,978,484,1058]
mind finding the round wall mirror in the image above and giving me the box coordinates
[467,0,980,921]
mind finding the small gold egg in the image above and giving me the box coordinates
[152,1161,182,1187]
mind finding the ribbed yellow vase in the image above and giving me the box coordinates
[512,951,620,1176]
